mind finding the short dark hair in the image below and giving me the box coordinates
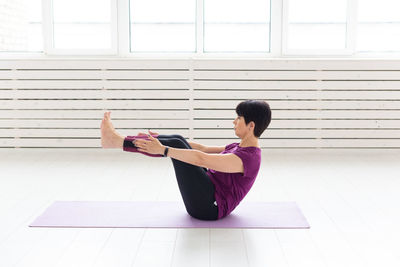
[235,100,272,138]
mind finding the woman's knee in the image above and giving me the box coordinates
[168,134,186,142]
[159,137,187,148]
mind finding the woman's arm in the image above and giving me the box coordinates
[188,141,205,152]
[166,147,243,174]
[188,141,225,154]
[198,153,244,173]
[133,135,203,167]
[166,147,203,167]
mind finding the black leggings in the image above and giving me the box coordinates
[123,134,218,221]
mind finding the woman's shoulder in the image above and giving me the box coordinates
[225,142,239,149]
[226,142,261,150]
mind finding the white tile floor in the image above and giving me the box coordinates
[0,148,400,267]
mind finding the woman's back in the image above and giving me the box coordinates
[206,142,262,219]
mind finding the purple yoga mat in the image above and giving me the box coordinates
[29,201,310,229]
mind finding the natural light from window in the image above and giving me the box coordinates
[204,0,271,52]
[52,0,112,49]
[287,0,347,50]
[357,0,400,52]
[129,0,196,52]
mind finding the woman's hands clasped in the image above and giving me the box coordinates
[134,130,165,155]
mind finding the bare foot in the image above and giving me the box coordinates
[101,111,124,148]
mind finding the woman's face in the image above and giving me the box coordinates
[233,116,246,137]
[234,115,255,138]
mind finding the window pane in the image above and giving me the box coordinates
[204,24,270,52]
[205,0,270,23]
[287,0,347,50]
[0,0,43,52]
[357,0,400,52]
[54,24,111,49]
[288,24,346,50]
[130,0,196,52]
[288,0,346,23]
[52,0,112,49]
[130,0,194,23]
[130,24,195,52]
[204,0,270,52]
[358,0,399,22]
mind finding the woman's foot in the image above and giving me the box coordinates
[101,111,125,149]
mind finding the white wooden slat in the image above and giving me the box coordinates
[0,110,188,119]
[171,230,210,267]
[274,229,327,267]
[0,138,390,149]
[194,109,400,119]
[3,89,399,101]
[15,229,81,267]
[1,129,399,139]
[0,89,189,99]
[0,80,190,89]
[0,59,190,70]
[0,70,189,80]
[2,130,398,140]
[195,138,400,148]
[1,59,400,149]
[2,109,399,120]
[194,80,400,90]
[4,80,400,91]
[194,120,400,129]
[0,119,189,128]
[193,90,400,100]
[0,129,188,138]
[192,129,400,139]
[194,70,400,80]
[2,138,400,148]
[194,100,400,109]
[193,59,400,70]
[0,100,188,109]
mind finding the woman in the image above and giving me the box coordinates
[100,100,271,221]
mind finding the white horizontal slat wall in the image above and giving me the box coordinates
[0,59,399,149]
[192,59,400,149]
[0,60,191,148]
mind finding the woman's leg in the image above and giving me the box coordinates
[157,134,192,149]
[123,134,208,172]
[124,134,192,150]
[122,134,162,157]
[123,135,218,220]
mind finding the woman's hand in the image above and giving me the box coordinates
[134,134,165,155]
[137,130,159,136]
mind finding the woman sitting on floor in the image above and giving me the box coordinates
[100,100,272,220]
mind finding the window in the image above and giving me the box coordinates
[47,0,117,54]
[129,0,196,52]
[203,0,271,52]
[284,0,348,53]
[357,0,400,52]
[1,0,400,56]
[0,0,43,52]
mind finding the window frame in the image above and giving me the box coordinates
[1,0,400,58]
[281,0,355,56]
[42,0,118,55]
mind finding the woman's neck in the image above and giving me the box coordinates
[239,136,259,148]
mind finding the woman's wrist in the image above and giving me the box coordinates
[163,145,169,157]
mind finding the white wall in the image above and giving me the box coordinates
[0,59,399,149]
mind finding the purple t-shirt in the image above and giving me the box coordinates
[206,142,261,219]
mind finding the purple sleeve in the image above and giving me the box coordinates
[233,150,260,177]
[225,143,236,150]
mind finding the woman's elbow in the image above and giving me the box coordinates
[196,151,207,168]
